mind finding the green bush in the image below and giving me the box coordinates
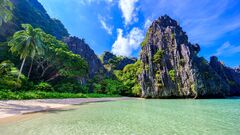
[153,50,164,64]
[54,82,88,93]
[132,84,141,96]
[34,82,54,92]
[93,83,102,93]
[169,70,175,81]
[114,60,143,96]
[105,79,125,95]
[0,90,120,100]
[0,60,28,90]
[93,78,125,95]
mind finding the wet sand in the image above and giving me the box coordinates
[0,97,132,121]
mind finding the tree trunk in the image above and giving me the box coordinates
[46,73,59,82]
[28,58,34,78]
[41,64,52,77]
[18,57,26,80]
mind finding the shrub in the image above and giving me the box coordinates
[93,83,102,93]
[34,82,54,92]
[132,84,141,96]
[93,79,125,95]
[105,79,125,95]
[0,60,28,90]
[169,70,175,81]
[153,50,164,64]
[54,82,88,93]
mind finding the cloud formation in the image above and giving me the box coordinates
[119,0,139,26]
[99,16,113,35]
[78,0,113,4]
[214,42,240,57]
[112,27,144,56]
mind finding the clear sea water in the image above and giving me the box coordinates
[1,99,240,135]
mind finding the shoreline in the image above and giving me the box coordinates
[0,97,132,120]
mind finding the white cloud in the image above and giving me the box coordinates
[214,42,240,56]
[144,18,152,29]
[106,0,113,3]
[99,16,113,35]
[119,0,139,26]
[77,0,113,5]
[112,27,144,56]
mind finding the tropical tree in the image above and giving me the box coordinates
[8,24,45,80]
[0,60,26,89]
[0,0,13,25]
[33,32,88,82]
[114,60,143,96]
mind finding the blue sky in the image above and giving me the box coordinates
[38,0,240,67]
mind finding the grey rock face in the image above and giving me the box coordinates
[63,36,106,79]
[139,15,231,98]
[210,56,240,95]
[101,51,116,65]
[117,57,137,70]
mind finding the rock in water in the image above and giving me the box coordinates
[139,15,240,98]
[63,36,106,79]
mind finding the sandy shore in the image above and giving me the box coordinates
[0,97,131,119]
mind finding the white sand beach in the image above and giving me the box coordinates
[0,97,131,119]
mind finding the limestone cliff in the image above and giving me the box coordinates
[63,37,106,79]
[139,15,240,98]
[210,56,240,95]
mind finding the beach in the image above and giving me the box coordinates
[0,97,131,119]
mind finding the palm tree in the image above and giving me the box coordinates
[8,24,45,80]
[0,0,13,25]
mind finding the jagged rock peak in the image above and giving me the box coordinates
[155,15,179,28]
[139,15,234,98]
[146,15,189,48]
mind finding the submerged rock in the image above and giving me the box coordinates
[139,15,239,98]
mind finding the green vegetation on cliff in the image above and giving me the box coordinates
[0,0,13,25]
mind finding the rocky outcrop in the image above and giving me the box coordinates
[101,51,137,70]
[118,57,137,70]
[0,0,69,42]
[139,15,236,98]
[101,51,117,65]
[210,56,240,95]
[63,37,106,79]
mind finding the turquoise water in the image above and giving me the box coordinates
[1,99,240,135]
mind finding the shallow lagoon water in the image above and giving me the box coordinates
[1,99,240,135]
